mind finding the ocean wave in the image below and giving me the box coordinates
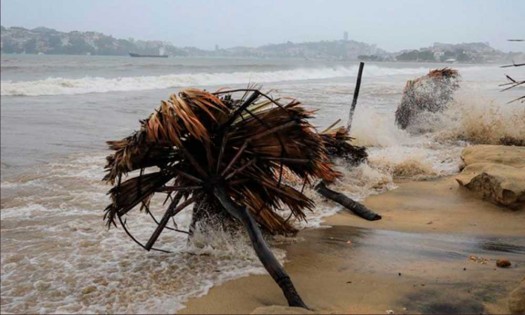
[1,65,428,96]
[436,94,525,145]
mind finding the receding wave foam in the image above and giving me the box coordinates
[0,152,346,314]
[436,92,525,145]
[1,65,428,96]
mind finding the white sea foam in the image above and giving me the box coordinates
[1,65,429,96]
[0,153,299,314]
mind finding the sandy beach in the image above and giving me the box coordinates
[179,175,525,314]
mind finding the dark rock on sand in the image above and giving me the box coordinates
[496,259,512,268]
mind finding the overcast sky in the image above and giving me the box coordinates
[1,0,524,52]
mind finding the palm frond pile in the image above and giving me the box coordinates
[320,122,367,166]
[395,68,460,130]
[103,88,339,250]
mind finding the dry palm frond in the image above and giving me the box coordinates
[499,74,525,104]
[427,68,459,79]
[103,88,338,249]
[320,123,367,166]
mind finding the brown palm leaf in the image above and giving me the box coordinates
[103,87,337,249]
[320,123,367,166]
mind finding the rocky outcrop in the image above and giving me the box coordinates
[395,68,460,131]
[456,145,525,209]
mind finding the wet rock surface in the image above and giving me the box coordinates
[456,145,525,209]
[395,68,459,131]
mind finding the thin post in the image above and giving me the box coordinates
[347,62,365,132]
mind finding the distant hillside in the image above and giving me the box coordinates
[0,26,198,56]
[0,26,386,59]
[1,26,520,62]
[216,40,388,60]
[0,26,384,60]
[393,42,516,63]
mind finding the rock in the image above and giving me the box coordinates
[395,68,460,131]
[459,145,525,167]
[456,145,525,209]
[251,305,314,314]
[496,259,512,268]
[508,279,525,314]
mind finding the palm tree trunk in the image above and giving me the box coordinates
[214,186,308,309]
[189,194,237,236]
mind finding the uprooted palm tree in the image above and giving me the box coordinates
[103,88,340,308]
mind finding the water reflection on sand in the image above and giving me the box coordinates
[288,225,524,314]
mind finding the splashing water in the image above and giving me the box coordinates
[2,59,524,313]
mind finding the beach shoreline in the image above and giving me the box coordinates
[179,174,525,314]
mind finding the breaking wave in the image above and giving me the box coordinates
[1,65,428,96]
[436,93,525,145]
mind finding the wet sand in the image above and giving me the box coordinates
[179,176,525,314]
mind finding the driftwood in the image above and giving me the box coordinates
[318,127,379,220]
[315,181,381,221]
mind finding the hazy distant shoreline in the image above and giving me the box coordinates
[0,53,511,65]
[2,26,523,63]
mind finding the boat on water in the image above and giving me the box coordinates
[129,47,168,58]
[129,52,168,58]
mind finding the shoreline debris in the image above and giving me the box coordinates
[496,259,512,268]
[102,63,381,308]
[103,87,346,308]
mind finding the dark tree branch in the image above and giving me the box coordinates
[315,181,381,221]
[214,186,308,309]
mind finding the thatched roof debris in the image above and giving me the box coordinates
[320,125,367,166]
[103,88,339,248]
